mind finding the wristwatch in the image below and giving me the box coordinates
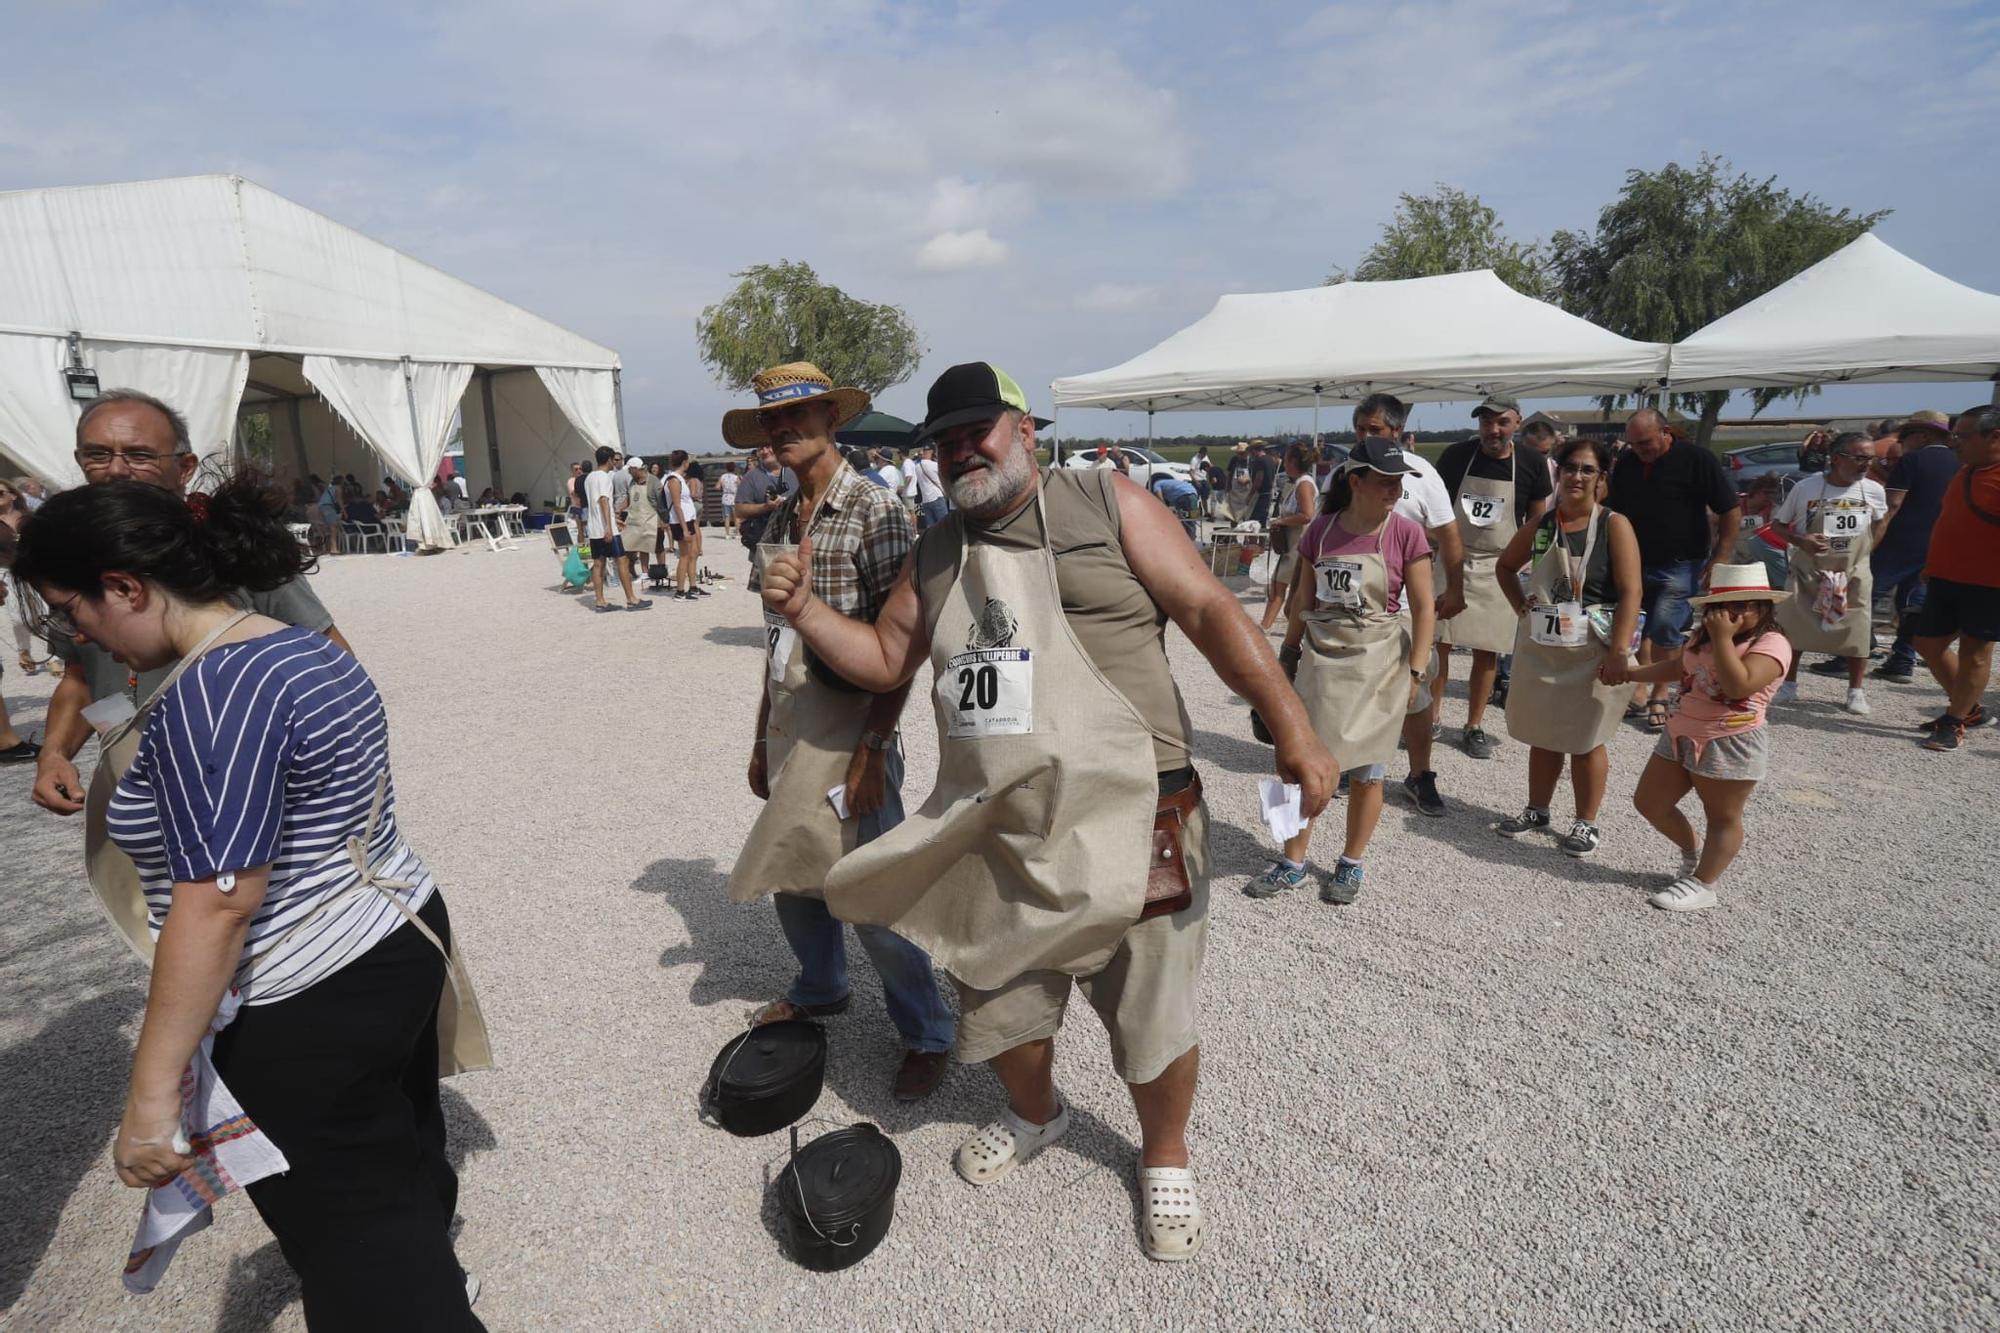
[861,730,893,752]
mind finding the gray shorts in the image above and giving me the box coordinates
[1653,727,1770,782]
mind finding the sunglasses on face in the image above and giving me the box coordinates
[1558,463,1601,477]
[77,446,177,471]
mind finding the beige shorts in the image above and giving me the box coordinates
[952,800,1210,1085]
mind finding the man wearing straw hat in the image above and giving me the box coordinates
[722,363,955,1103]
[759,361,1336,1261]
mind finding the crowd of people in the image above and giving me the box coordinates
[0,366,1994,1307]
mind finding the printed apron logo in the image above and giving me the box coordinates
[967,598,1019,650]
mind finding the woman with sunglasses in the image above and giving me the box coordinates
[1493,437,1642,857]
[13,473,486,1327]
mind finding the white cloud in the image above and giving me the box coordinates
[915,229,1009,271]
[1077,282,1161,312]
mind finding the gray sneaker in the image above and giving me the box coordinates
[1462,726,1496,760]
[1497,806,1551,838]
[1321,860,1364,905]
[1244,862,1308,899]
[1558,820,1601,858]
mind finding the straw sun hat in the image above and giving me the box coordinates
[1687,563,1779,608]
[721,362,871,449]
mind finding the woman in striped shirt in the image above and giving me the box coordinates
[14,473,482,1330]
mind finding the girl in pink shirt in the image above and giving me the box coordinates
[1616,564,1791,913]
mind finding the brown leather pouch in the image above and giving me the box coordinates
[1142,770,1203,920]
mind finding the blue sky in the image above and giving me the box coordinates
[4,0,1997,445]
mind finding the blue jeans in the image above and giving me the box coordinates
[1871,545,1929,666]
[771,744,954,1053]
[1640,559,1703,647]
[918,498,950,531]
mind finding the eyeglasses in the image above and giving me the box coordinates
[1835,452,1873,464]
[76,445,178,472]
[32,590,84,641]
[1558,463,1601,477]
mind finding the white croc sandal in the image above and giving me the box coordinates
[954,1103,1070,1187]
[1138,1165,1205,1261]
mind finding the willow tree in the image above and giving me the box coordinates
[1327,185,1551,299]
[695,260,924,396]
[1551,155,1887,447]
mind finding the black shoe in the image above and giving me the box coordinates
[1488,676,1510,708]
[1806,656,1850,677]
[0,739,40,764]
[1924,721,1966,752]
[1872,661,1915,684]
[1461,726,1496,760]
[1334,772,1350,799]
[1401,770,1445,817]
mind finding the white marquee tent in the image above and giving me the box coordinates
[1665,234,2000,392]
[0,175,623,547]
[1051,271,1671,418]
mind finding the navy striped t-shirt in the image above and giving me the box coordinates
[108,625,438,1005]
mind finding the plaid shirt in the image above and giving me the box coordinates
[752,462,912,625]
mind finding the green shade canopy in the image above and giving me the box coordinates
[836,411,917,449]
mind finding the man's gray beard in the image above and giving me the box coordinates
[950,446,1033,518]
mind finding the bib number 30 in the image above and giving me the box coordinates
[941,648,1034,737]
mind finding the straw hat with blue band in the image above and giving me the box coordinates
[909,362,1053,446]
[722,362,872,449]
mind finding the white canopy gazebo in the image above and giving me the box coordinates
[1051,271,1671,441]
[0,175,624,547]
[1666,234,2000,393]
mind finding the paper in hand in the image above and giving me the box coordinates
[826,785,850,820]
[1258,778,1308,842]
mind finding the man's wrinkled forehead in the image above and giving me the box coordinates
[79,400,178,450]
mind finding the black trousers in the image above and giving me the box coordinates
[211,892,483,1332]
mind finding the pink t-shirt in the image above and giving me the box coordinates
[1669,629,1792,744]
[1297,511,1433,614]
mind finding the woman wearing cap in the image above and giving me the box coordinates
[1492,437,1642,858]
[1259,443,1319,632]
[1625,564,1791,912]
[620,456,662,583]
[1250,438,1433,904]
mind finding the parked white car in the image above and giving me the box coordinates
[1058,445,1192,491]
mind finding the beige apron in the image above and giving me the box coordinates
[727,538,873,902]
[1505,508,1626,755]
[822,492,1162,990]
[1438,459,1520,653]
[1297,526,1411,770]
[83,614,492,1076]
[1775,488,1875,656]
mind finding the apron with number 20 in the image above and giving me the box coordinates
[1296,522,1410,770]
[1439,459,1520,653]
[824,493,1160,991]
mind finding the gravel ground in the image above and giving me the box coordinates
[3,541,1995,1331]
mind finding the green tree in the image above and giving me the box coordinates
[1550,154,1888,447]
[695,260,924,397]
[1328,185,1551,298]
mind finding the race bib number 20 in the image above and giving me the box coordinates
[940,648,1034,738]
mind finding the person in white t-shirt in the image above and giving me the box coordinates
[583,446,648,611]
[914,445,949,530]
[1768,432,1888,711]
[1348,394,1466,818]
[900,451,921,510]
[719,463,741,531]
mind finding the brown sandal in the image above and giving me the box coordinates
[1644,700,1670,730]
[750,995,851,1026]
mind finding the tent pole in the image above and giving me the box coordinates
[401,357,427,487]
[1313,386,1321,446]
[612,368,628,450]
[286,396,308,477]
[479,370,505,494]
[1147,406,1154,448]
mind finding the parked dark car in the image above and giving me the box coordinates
[1723,443,1805,496]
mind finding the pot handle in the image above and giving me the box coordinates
[788,1123,865,1249]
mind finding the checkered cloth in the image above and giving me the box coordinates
[751,463,912,625]
[123,989,288,1293]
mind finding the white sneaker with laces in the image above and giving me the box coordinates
[1648,876,1718,912]
[1844,688,1870,715]
[1774,681,1799,705]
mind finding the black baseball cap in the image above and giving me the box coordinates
[1472,394,1522,418]
[1342,435,1417,477]
[910,362,1053,445]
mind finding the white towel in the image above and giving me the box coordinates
[123,989,289,1294]
[1259,778,1309,842]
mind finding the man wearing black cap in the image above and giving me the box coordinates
[1432,396,1552,759]
[760,361,1335,1261]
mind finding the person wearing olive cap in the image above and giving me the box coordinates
[760,361,1335,1262]
[1431,396,1552,758]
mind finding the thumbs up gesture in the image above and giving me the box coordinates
[761,535,815,622]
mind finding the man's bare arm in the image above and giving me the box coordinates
[770,546,932,693]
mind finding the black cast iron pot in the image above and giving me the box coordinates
[700,1020,826,1137]
[777,1122,902,1272]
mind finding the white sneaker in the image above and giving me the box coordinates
[955,1102,1071,1186]
[1844,688,1870,715]
[1774,681,1799,704]
[1648,876,1718,912]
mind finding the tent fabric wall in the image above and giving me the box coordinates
[302,355,472,550]
[85,341,248,472]
[534,366,620,454]
[487,369,592,510]
[0,333,85,487]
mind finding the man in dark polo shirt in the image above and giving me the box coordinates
[1866,410,1960,683]
[1606,408,1741,724]
[31,390,351,816]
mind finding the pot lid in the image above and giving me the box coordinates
[783,1124,901,1228]
[711,1020,825,1102]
